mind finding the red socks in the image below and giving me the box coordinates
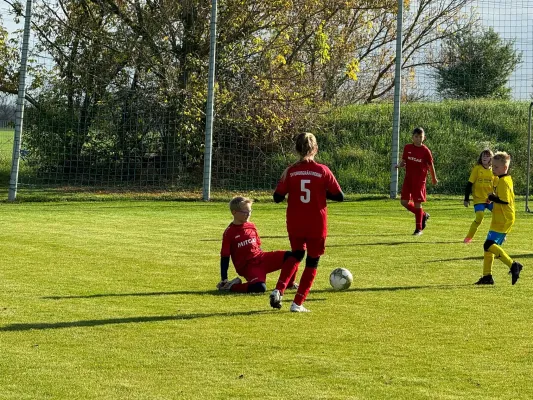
[293,267,317,306]
[275,256,300,293]
[414,207,424,230]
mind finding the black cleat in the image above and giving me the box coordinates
[422,212,430,230]
[269,289,282,309]
[413,229,422,236]
[475,275,494,285]
[510,261,523,285]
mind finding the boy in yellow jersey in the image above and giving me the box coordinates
[475,152,523,285]
[463,149,498,243]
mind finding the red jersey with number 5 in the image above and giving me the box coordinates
[275,160,342,238]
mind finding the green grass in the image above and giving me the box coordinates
[1,199,533,399]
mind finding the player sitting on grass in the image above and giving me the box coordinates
[217,196,299,293]
[475,152,523,285]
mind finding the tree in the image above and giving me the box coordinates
[435,27,522,99]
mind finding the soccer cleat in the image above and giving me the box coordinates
[510,261,523,285]
[287,282,299,290]
[422,212,430,230]
[290,302,310,312]
[464,237,473,244]
[220,277,242,291]
[475,275,494,285]
[413,229,423,236]
[269,289,283,309]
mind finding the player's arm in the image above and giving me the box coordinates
[273,192,286,203]
[488,193,508,204]
[429,162,438,185]
[395,159,406,168]
[326,190,344,202]
[218,231,232,288]
[217,256,230,288]
[464,181,473,207]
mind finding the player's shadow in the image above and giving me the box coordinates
[311,284,471,294]
[429,253,533,263]
[327,240,458,247]
[42,289,309,300]
[42,290,247,300]
[0,310,273,332]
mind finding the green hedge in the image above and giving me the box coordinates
[316,100,531,195]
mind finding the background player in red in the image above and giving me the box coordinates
[269,132,344,312]
[218,196,299,293]
[396,127,438,235]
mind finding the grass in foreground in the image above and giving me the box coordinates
[1,199,533,399]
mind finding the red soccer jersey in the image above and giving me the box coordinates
[220,222,263,273]
[275,160,342,238]
[402,143,434,185]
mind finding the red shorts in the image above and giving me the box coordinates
[241,250,286,284]
[401,180,426,203]
[289,236,326,258]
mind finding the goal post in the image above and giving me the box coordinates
[527,102,533,212]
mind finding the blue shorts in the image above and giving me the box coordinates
[486,230,506,245]
[474,203,493,212]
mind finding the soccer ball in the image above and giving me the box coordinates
[329,268,353,290]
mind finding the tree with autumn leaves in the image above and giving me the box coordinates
[0,0,476,183]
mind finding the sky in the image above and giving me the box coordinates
[1,0,532,100]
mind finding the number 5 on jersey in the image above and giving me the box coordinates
[300,179,311,203]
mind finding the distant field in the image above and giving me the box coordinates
[1,199,532,399]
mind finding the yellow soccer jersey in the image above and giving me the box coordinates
[490,175,515,234]
[468,164,498,204]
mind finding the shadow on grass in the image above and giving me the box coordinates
[43,289,237,299]
[328,240,459,247]
[428,253,533,263]
[311,283,471,294]
[0,310,274,331]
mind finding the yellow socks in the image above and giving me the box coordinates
[487,244,513,268]
[483,252,494,276]
[466,211,485,239]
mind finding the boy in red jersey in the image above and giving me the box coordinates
[218,196,299,293]
[396,127,438,235]
[270,132,344,312]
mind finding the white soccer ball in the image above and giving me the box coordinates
[329,268,353,291]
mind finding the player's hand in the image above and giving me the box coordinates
[216,279,228,290]
[464,200,470,207]
[431,177,438,185]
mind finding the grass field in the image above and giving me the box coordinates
[1,198,533,399]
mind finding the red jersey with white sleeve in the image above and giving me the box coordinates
[275,160,342,238]
[402,143,434,185]
[220,222,263,274]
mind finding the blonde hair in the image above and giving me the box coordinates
[281,132,318,181]
[295,132,318,159]
[229,196,252,212]
[492,151,511,166]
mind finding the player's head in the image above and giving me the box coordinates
[229,196,253,223]
[491,151,510,176]
[295,132,318,160]
[477,149,493,167]
[411,127,425,146]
